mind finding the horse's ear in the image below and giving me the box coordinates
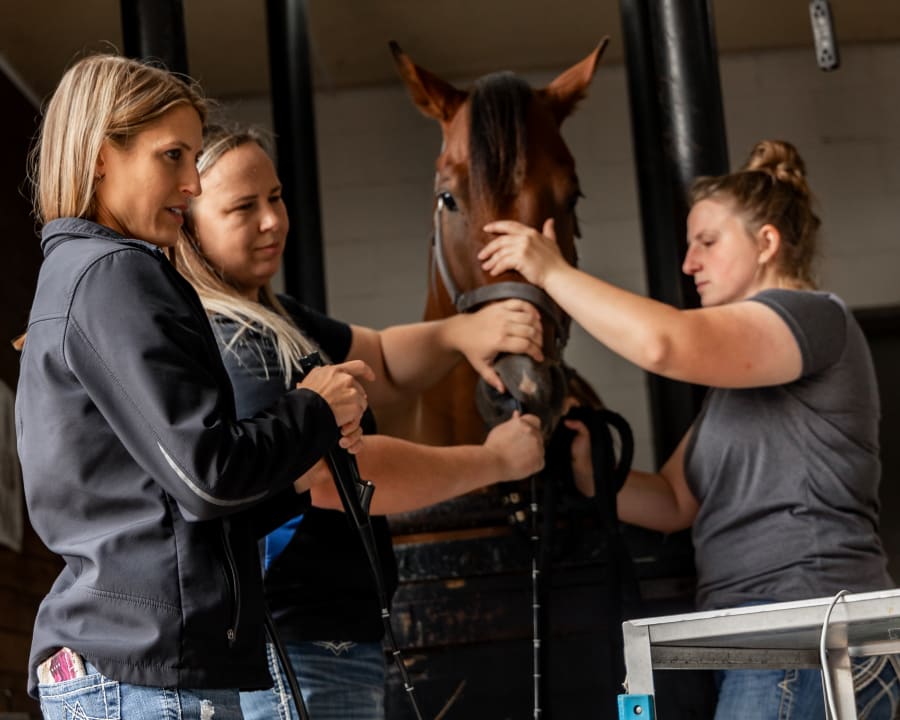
[390,41,468,124]
[539,37,610,125]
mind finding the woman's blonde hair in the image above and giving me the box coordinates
[30,54,207,223]
[691,139,821,288]
[176,123,316,385]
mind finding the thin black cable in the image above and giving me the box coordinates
[325,447,427,720]
[301,352,427,720]
[511,399,545,720]
[263,603,311,720]
[530,469,542,719]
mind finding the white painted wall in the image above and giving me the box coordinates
[225,42,900,470]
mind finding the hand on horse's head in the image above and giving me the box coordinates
[479,218,569,288]
[450,299,544,393]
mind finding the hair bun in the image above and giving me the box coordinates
[742,139,810,196]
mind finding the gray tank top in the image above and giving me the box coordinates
[685,289,893,610]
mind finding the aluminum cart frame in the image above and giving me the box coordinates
[618,589,900,719]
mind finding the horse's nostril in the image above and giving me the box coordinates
[517,372,538,397]
[475,378,522,429]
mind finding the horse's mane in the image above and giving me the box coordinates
[469,72,533,211]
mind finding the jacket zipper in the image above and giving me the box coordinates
[220,519,241,647]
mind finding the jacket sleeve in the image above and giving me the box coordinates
[63,248,340,521]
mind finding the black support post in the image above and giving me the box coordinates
[620,0,729,464]
[120,0,189,75]
[265,0,327,312]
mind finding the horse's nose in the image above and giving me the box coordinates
[475,354,566,437]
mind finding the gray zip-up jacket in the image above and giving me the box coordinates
[16,218,339,695]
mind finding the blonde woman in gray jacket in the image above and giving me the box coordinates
[18,55,372,720]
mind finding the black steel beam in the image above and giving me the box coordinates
[620,0,729,464]
[120,0,189,75]
[265,0,327,312]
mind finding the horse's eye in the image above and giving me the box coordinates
[438,192,459,212]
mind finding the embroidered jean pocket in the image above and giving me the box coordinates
[312,640,357,656]
[38,672,120,720]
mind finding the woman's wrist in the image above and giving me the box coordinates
[483,448,508,482]
[542,261,576,300]
[436,313,469,356]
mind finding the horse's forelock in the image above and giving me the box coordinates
[469,72,533,211]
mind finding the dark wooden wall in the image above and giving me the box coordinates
[0,68,57,717]
[385,477,713,718]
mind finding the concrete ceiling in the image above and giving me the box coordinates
[2,0,900,105]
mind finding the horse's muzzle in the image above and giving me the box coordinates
[475,354,567,437]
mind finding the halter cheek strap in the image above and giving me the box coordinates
[432,197,570,352]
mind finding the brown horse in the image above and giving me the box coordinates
[382,45,635,717]
[385,40,609,447]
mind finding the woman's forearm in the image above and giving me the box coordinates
[542,265,802,388]
[543,264,683,377]
[347,322,462,411]
[615,430,698,534]
[310,433,507,515]
[617,469,696,534]
[378,318,464,392]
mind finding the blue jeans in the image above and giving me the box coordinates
[38,662,243,720]
[715,655,900,719]
[240,641,386,720]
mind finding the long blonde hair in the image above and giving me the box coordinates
[30,54,207,223]
[176,124,316,385]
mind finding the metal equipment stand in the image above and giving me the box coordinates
[617,588,900,720]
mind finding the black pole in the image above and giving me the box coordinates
[619,0,728,464]
[120,0,189,75]
[265,0,327,312]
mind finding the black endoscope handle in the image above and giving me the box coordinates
[298,353,376,532]
[326,451,374,531]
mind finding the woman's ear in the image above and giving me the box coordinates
[94,146,107,182]
[756,224,781,266]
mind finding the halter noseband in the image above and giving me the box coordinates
[432,196,570,354]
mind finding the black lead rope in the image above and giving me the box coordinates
[264,603,311,720]
[568,406,636,703]
[533,406,636,717]
[300,352,427,720]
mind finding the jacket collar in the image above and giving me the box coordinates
[41,218,166,259]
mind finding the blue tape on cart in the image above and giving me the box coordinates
[618,694,655,719]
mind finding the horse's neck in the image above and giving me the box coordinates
[381,284,487,447]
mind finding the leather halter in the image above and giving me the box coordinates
[432,196,570,354]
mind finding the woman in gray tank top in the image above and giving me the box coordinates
[478,139,899,719]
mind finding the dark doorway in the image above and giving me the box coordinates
[857,306,900,580]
